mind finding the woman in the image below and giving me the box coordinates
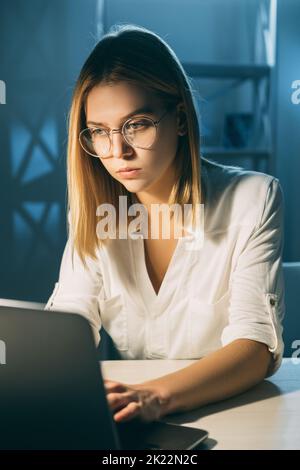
[45,24,285,424]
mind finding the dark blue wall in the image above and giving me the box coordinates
[276,0,300,261]
[0,0,98,302]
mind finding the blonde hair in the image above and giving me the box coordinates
[67,24,202,266]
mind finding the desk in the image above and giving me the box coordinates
[101,358,300,450]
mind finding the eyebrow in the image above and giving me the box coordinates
[86,105,156,127]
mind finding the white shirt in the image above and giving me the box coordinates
[45,158,285,376]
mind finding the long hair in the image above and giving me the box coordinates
[67,24,202,266]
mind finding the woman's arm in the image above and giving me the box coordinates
[44,234,103,346]
[138,338,272,418]
[105,338,272,422]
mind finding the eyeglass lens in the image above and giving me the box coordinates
[80,117,157,157]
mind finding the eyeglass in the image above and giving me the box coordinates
[79,104,175,158]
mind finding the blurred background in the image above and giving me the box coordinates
[0,0,299,355]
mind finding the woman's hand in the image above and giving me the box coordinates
[104,379,169,423]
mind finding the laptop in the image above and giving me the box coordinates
[0,305,208,450]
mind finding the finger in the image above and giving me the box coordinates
[107,392,131,411]
[104,379,122,387]
[114,402,141,423]
[104,381,127,393]
[104,379,131,387]
[104,379,121,385]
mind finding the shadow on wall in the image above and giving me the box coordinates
[282,262,300,357]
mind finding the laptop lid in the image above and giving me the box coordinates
[0,305,208,450]
[0,305,121,450]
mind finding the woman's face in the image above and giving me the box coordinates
[85,81,183,199]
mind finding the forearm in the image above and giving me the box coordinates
[138,339,272,418]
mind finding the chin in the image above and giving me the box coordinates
[121,179,150,193]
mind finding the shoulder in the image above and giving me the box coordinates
[201,157,281,232]
[201,156,276,196]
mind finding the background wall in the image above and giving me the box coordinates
[276,0,300,261]
[0,0,98,301]
[0,0,299,307]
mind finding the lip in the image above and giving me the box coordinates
[117,167,142,178]
[117,167,141,173]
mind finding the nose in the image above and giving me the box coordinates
[110,130,133,159]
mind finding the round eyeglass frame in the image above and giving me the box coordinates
[79,104,176,158]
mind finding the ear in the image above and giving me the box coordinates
[176,102,187,136]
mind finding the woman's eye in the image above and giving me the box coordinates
[91,128,106,136]
[128,120,148,130]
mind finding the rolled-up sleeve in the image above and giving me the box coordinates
[221,177,285,376]
[44,237,103,347]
